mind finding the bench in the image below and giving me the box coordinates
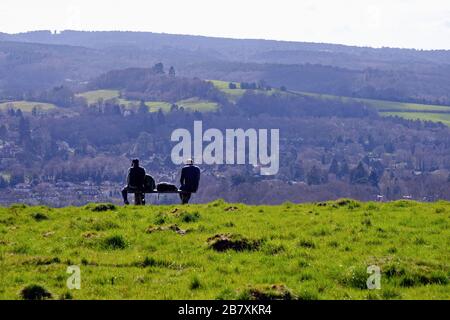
[128,189,193,205]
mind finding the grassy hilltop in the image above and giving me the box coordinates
[0,200,449,300]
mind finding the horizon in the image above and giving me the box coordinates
[3,29,450,52]
[1,0,450,50]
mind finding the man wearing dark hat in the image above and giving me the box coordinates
[179,158,201,204]
[121,159,146,205]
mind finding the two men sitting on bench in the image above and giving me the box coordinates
[121,158,200,205]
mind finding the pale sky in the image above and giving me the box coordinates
[1,0,450,49]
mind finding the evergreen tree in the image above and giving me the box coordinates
[138,100,148,114]
[307,166,327,185]
[0,124,7,138]
[329,158,339,175]
[368,170,380,187]
[152,62,165,74]
[338,160,349,179]
[169,66,176,77]
[350,162,369,184]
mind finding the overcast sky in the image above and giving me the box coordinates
[1,0,449,50]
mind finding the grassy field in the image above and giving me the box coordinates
[0,200,448,300]
[177,98,219,112]
[294,91,450,127]
[381,112,450,126]
[77,90,218,113]
[0,101,57,113]
[210,80,450,126]
[297,92,450,112]
[76,90,121,105]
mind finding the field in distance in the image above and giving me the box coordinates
[76,90,219,113]
[210,80,450,126]
[0,101,57,113]
[3,82,450,126]
[0,200,448,300]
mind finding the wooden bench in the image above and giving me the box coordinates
[128,189,190,205]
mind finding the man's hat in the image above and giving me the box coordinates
[185,158,194,165]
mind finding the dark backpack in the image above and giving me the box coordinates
[156,182,178,192]
[144,175,156,191]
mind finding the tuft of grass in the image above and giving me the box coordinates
[181,212,201,223]
[298,239,316,249]
[335,198,361,209]
[341,266,369,289]
[20,284,52,300]
[190,276,201,290]
[100,235,127,250]
[31,212,49,221]
[90,203,117,212]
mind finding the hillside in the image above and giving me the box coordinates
[210,79,450,126]
[2,31,450,105]
[0,200,448,299]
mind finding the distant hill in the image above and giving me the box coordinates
[2,30,450,67]
[1,30,450,105]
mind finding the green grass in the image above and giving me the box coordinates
[381,112,450,126]
[76,90,121,105]
[0,101,57,113]
[0,200,448,300]
[296,92,450,112]
[76,90,218,113]
[176,98,219,112]
[213,81,450,126]
[209,80,241,90]
[210,79,280,103]
[292,91,450,126]
[145,101,173,112]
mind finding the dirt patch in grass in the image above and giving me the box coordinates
[146,224,187,235]
[82,232,99,239]
[42,231,55,238]
[207,233,261,252]
[23,256,61,266]
[240,284,297,300]
[224,206,239,212]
